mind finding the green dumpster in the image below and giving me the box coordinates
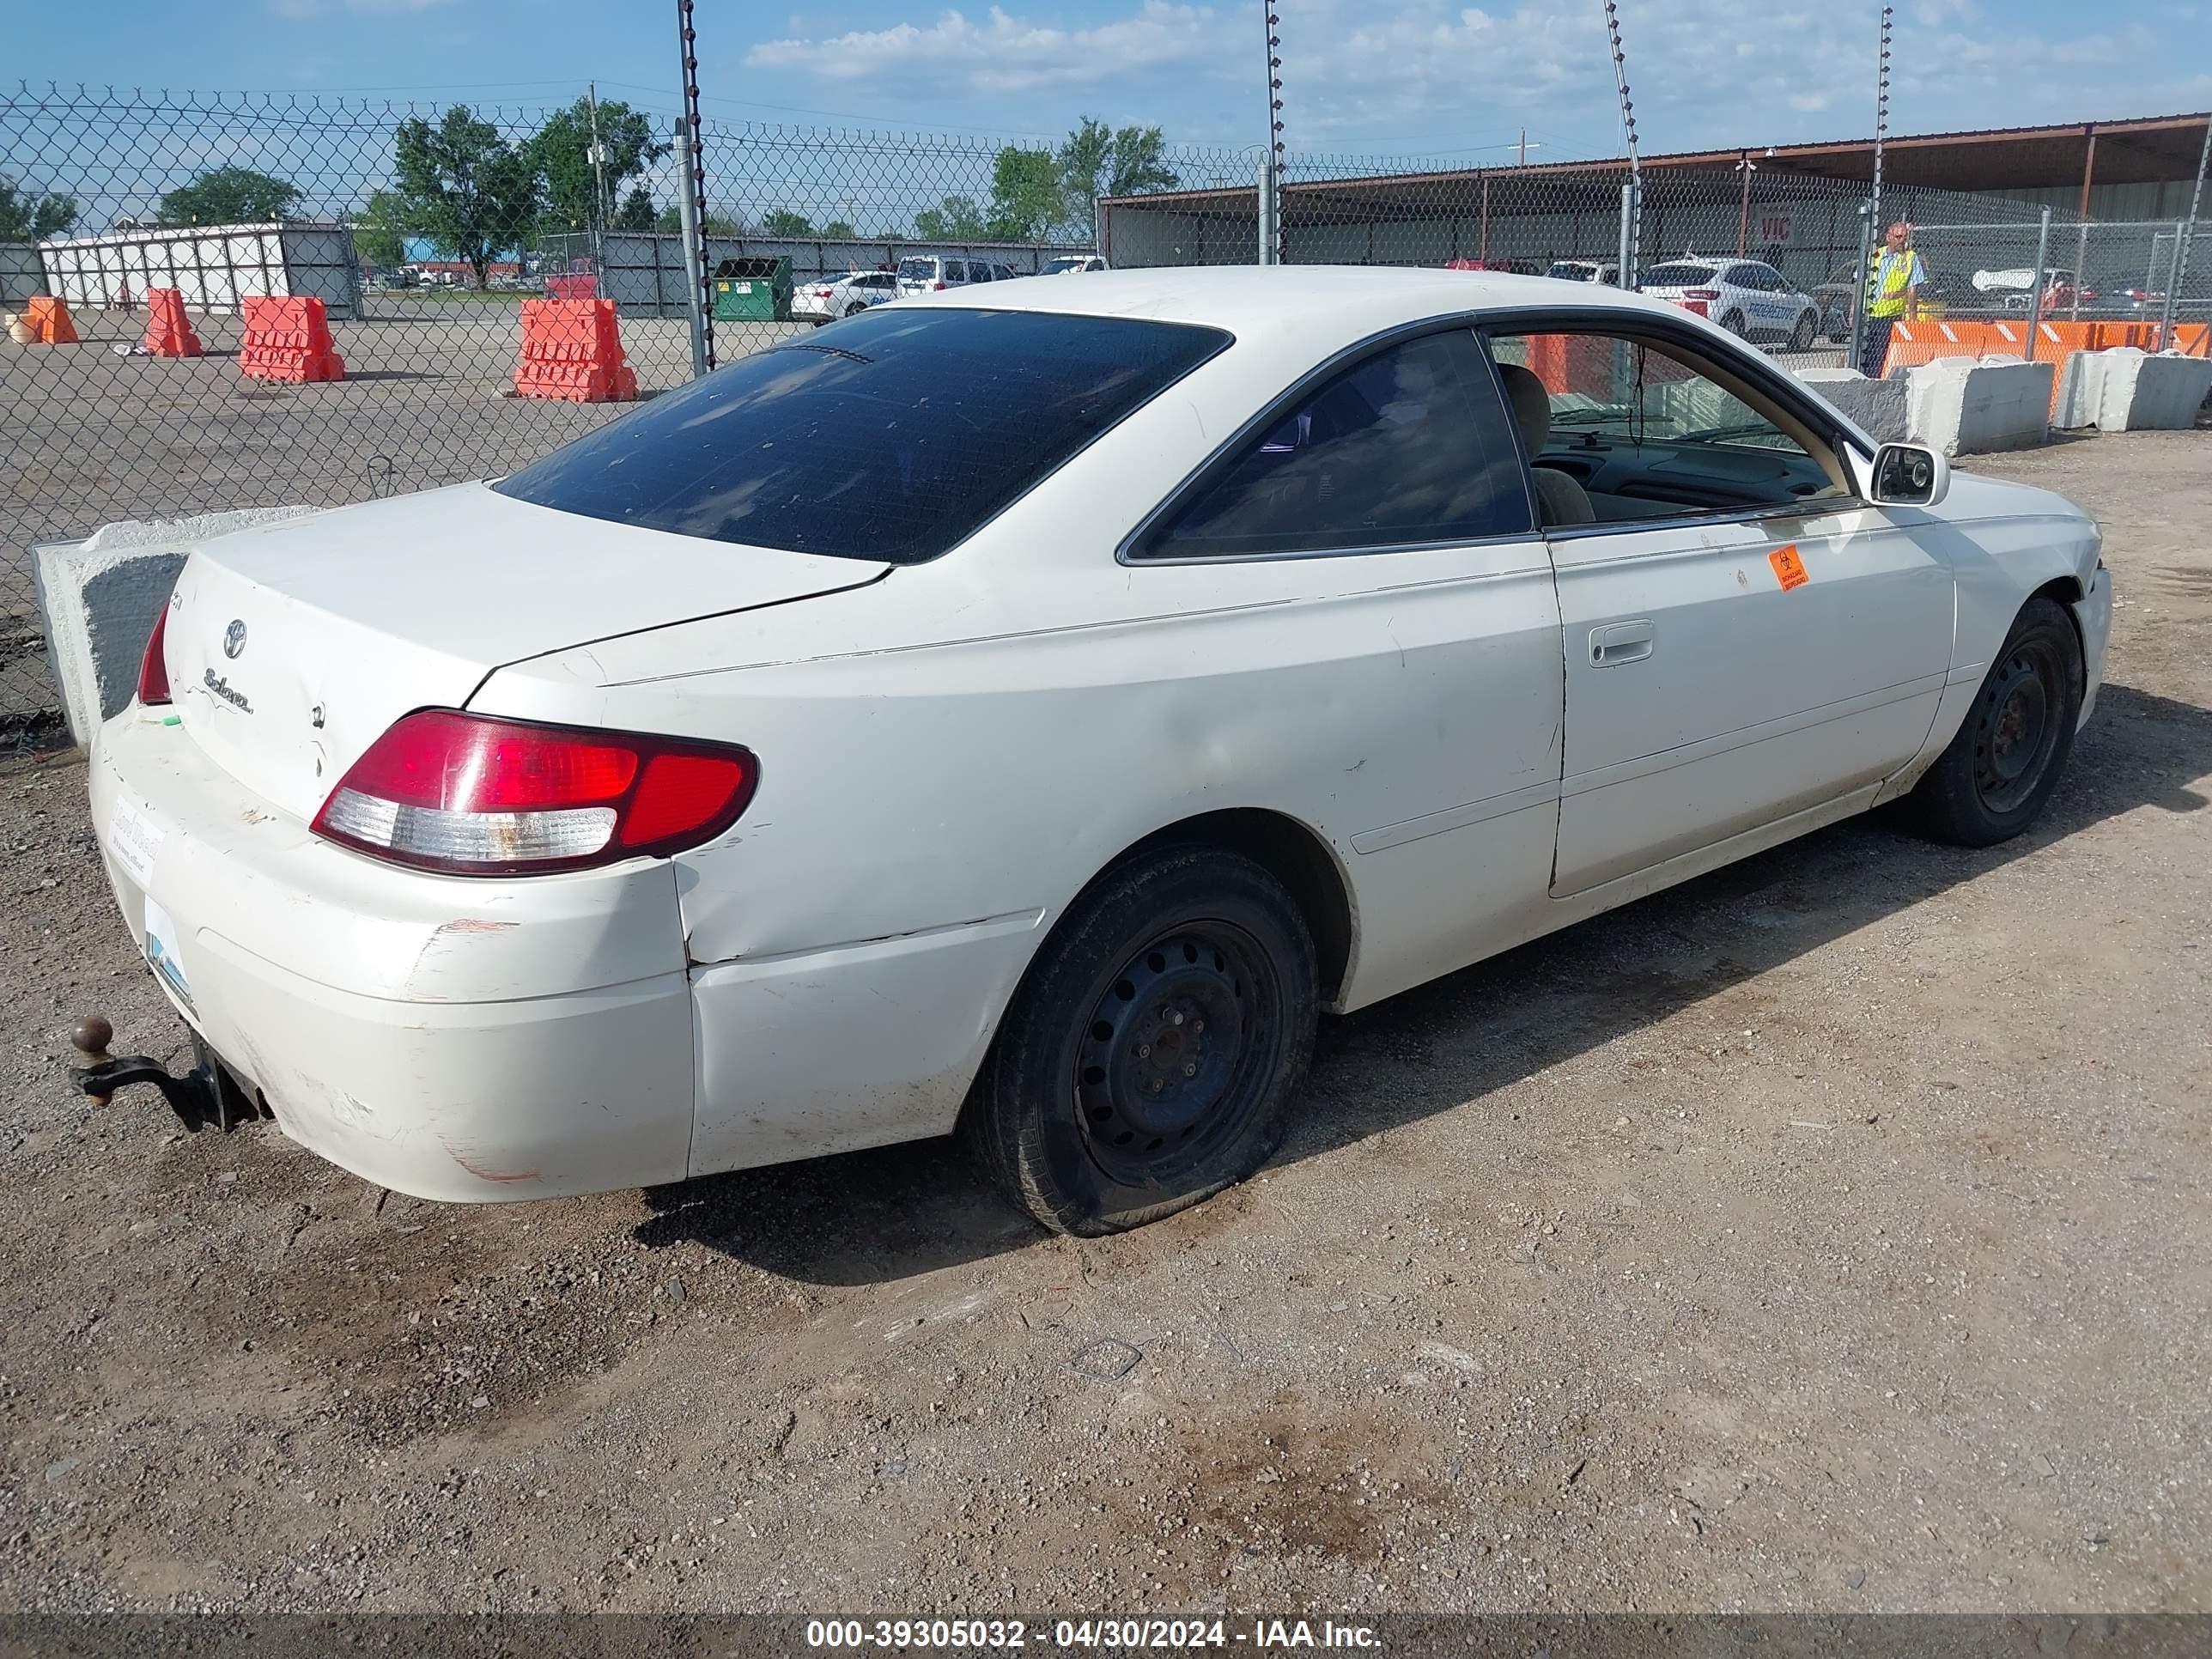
[711,256,793,322]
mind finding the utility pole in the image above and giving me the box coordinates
[1518,128,1527,167]
[586,81,609,264]
[1735,155,1757,255]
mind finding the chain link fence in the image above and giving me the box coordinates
[2,81,2203,744]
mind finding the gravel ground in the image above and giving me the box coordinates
[1,432,2208,1616]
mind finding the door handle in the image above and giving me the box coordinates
[1590,620,1654,666]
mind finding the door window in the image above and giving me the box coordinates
[1137,329,1533,558]
[1488,328,1850,526]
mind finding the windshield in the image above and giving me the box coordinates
[1544,263,1595,282]
[896,257,935,281]
[1643,264,1716,288]
[1042,258,1080,274]
[495,307,1231,564]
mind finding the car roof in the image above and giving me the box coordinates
[900,264,1715,340]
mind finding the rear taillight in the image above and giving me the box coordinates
[311,709,758,877]
[813,288,834,298]
[933,281,946,290]
[1685,288,1720,301]
[137,602,173,706]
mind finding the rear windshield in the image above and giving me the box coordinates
[495,307,1231,564]
[1643,264,1717,287]
[897,257,935,279]
[1544,263,1595,282]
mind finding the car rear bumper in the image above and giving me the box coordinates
[88,708,696,1202]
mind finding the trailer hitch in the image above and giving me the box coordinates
[68,1014,270,1133]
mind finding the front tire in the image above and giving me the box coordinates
[1893,597,2084,847]
[963,847,1318,1236]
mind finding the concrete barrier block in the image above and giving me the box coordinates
[1793,367,1909,443]
[2052,350,2106,429]
[33,506,317,746]
[1905,356,2054,457]
[2094,348,2212,431]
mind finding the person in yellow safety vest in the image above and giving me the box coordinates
[1857,220,1927,378]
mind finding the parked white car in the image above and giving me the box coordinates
[1543,258,1620,285]
[1042,255,1109,275]
[1640,256,1822,348]
[83,268,2109,1237]
[793,270,899,324]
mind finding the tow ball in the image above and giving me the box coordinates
[67,1014,270,1133]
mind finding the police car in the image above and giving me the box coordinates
[1639,256,1822,349]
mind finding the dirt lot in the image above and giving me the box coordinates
[2,432,2208,1616]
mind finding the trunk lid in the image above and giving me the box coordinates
[165,482,887,821]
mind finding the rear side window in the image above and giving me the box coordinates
[945,261,968,281]
[1137,329,1532,559]
[495,307,1230,565]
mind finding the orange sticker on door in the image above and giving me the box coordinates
[1768,544,1809,591]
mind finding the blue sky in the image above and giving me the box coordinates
[13,0,2210,161]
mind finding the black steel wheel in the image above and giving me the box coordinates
[964,846,1317,1236]
[1891,596,2085,847]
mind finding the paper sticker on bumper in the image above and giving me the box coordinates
[109,798,167,889]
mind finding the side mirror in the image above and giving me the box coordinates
[1870,442,1949,508]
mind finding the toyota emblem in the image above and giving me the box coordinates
[222,619,247,659]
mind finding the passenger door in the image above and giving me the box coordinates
[1124,325,1566,1003]
[1491,321,1954,896]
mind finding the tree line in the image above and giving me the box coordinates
[2,101,1182,286]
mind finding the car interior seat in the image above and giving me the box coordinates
[1498,363,1597,528]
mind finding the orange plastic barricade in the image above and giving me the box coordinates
[140,288,204,358]
[240,295,345,383]
[2173,324,2209,358]
[19,295,79,344]
[1875,319,2003,377]
[514,297,637,403]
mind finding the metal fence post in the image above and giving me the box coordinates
[2023,207,2051,363]
[2069,217,2089,320]
[674,116,708,378]
[1617,183,1633,293]
[1257,153,1278,266]
[2157,218,2185,349]
[1846,198,1873,375]
[676,0,714,374]
[2172,115,2212,349]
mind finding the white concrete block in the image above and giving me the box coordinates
[1905,356,2054,457]
[33,506,317,746]
[1793,366,1909,443]
[2094,348,2212,431]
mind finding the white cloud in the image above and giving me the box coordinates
[746,3,1230,94]
[742,0,2212,153]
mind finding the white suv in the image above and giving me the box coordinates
[1640,257,1821,349]
[895,255,1014,296]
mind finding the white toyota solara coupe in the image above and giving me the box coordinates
[82,268,2111,1235]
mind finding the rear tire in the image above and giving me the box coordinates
[1790,310,1818,351]
[1721,308,1748,337]
[845,301,867,318]
[963,847,1317,1237]
[1891,597,2083,847]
